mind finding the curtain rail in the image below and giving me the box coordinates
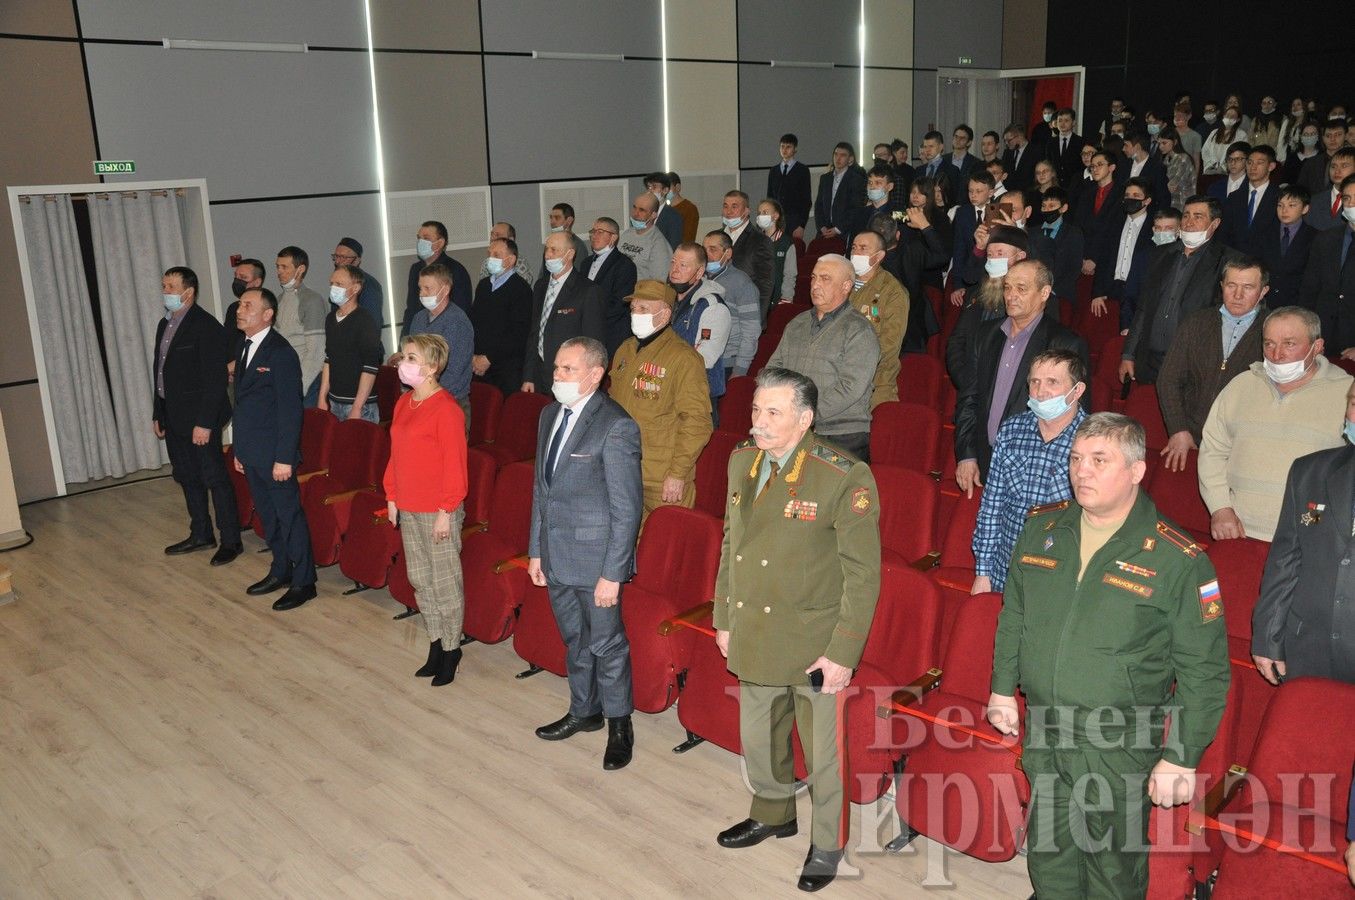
[18,188,185,203]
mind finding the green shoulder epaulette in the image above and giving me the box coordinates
[1027,499,1070,518]
[809,441,854,474]
[1156,521,1202,558]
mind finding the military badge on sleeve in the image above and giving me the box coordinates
[851,487,872,515]
[1198,579,1223,623]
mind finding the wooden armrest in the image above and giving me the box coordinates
[461,521,488,539]
[322,486,374,506]
[493,553,529,575]
[1186,764,1247,835]
[910,551,941,571]
[876,667,943,718]
[297,468,329,484]
[658,600,715,636]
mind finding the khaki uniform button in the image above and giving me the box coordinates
[761,559,768,566]
[735,554,743,562]
[736,601,743,608]
[763,606,771,613]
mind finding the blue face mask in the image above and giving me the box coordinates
[630,217,647,230]
[867,187,888,202]
[544,257,566,275]
[721,216,744,229]
[1345,420,1355,445]
[705,260,724,275]
[415,238,435,260]
[484,257,504,276]
[1027,387,1076,421]
[162,293,183,313]
[328,285,348,306]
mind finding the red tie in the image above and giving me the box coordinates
[1334,192,1342,217]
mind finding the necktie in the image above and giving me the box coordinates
[927,160,937,177]
[1281,226,1291,256]
[1334,192,1342,217]
[544,407,572,485]
[1061,136,1067,156]
[239,337,252,372]
[782,162,789,175]
[757,461,780,499]
[1247,188,1257,226]
[539,277,563,358]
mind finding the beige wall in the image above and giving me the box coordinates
[1002,0,1048,69]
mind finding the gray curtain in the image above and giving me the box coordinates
[18,195,126,483]
[88,190,188,474]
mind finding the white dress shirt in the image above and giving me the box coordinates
[242,326,271,368]
[547,389,595,473]
[1113,213,1147,281]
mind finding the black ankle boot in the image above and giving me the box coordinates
[416,639,443,677]
[431,647,462,686]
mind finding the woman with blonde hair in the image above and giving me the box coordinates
[383,333,469,686]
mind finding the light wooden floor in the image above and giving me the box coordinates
[0,479,1032,898]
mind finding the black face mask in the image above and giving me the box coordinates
[1122,197,1146,215]
[231,278,248,298]
[668,278,696,295]
[1040,208,1061,225]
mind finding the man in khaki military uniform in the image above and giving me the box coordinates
[608,280,713,517]
[712,367,881,893]
[847,229,909,408]
[986,412,1229,899]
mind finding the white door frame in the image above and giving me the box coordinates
[6,178,217,496]
[934,65,1086,137]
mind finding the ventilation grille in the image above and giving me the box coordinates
[386,187,492,253]
[539,180,629,243]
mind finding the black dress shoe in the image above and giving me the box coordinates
[797,845,844,892]
[165,536,215,555]
[209,543,244,566]
[415,639,443,677]
[246,575,288,596]
[272,584,317,611]
[534,712,605,741]
[716,817,798,848]
[431,647,462,686]
[602,715,634,770]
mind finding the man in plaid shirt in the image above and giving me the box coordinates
[971,349,1087,593]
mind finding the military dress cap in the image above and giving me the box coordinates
[625,279,677,306]
[338,236,363,256]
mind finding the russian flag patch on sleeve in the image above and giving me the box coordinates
[1198,579,1222,623]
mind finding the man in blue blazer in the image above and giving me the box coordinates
[232,288,317,611]
[528,336,644,770]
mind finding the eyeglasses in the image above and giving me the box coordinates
[331,254,357,263]
[588,228,617,237]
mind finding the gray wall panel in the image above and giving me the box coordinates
[913,0,1004,69]
[738,0,860,63]
[481,0,661,56]
[913,70,939,142]
[76,0,366,45]
[738,64,858,169]
[491,184,548,275]
[84,44,376,202]
[484,57,663,184]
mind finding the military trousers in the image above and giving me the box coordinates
[739,681,849,851]
[1022,745,1154,900]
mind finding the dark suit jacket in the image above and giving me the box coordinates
[1304,184,1343,232]
[1220,182,1280,251]
[404,253,471,334]
[1249,220,1317,309]
[1048,220,1086,302]
[953,314,1089,476]
[1123,238,1244,379]
[1002,142,1039,192]
[947,151,981,183]
[731,225,775,310]
[528,392,643,586]
[1297,152,1332,198]
[232,328,303,469]
[1253,443,1355,682]
[153,303,231,436]
[951,203,984,279]
[470,273,534,396]
[814,166,866,234]
[1114,155,1170,215]
[1074,180,1126,264]
[522,267,607,391]
[586,248,638,358]
[1300,225,1355,355]
[1091,212,1155,300]
[767,161,813,233]
[655,204,684,254]
[915,159,958,208]
[1047,131,1085,185]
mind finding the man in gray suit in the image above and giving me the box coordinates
[528,336,645,769]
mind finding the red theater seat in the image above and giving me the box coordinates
[460,461,535,644]
[694,430,742,519]
[480,391,550,468]
[468,381,504,447]
[717,376,757,437]
[1147,450,1210,539]
[872,464,940,566]
[869,401,943,475]
[299,419,390,566]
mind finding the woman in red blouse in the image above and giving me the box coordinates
[383,333,468,685]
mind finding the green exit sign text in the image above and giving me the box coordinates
[94,160,136,175]
[957,56,974,65]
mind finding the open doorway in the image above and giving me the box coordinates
[934,65,1085,148]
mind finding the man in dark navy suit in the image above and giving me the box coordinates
[153,266,240,565]
[766,133,812,238]
[1249,184,1317,310]
[231,287,317,611]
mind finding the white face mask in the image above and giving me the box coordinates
[850,254,873,276]
[551,379,583,405]
[1222,116,1238,128]
[1203,112,1218,124]
[984,256,1010,278]
[1151,230,1178,246]
[630,313,658,339]
[1042,111,1053,123]
[1342,206,1355,225]
[329,285,349,306]
[756,214,774,230]
[419,293,441,310]
[281,277,297,291]
[1179,229,1209,249]
[1263,345,1314,385]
